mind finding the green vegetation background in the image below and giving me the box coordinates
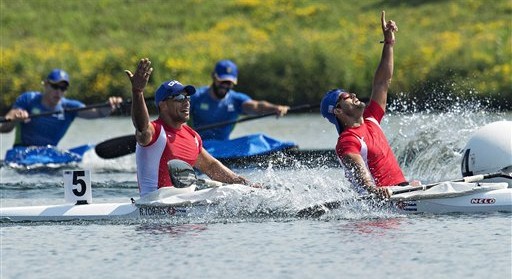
[1,0,511,114]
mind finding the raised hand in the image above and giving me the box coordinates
[125,58,153,93]
[381,11,398,43]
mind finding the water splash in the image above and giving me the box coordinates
[81,152,137,173]
[385,92,509,183]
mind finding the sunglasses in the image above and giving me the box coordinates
[167,94,191,102]
[219,80,234,86]
[49,83,68,91]
[335,92,351,108]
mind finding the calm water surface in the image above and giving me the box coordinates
[1,107,511,279]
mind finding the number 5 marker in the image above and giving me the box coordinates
[63,170,92,205]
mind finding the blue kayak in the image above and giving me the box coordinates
[3,144,94,169]
[203,134,297,159]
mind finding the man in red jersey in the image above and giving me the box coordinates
[321,11,415,198]
[125,58,249,196]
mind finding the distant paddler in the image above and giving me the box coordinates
[189,59,290,141]
[0,69,123,147]
[320,11,420,199]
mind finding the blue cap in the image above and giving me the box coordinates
[320,88,344,134]
[47,69,70,84]
[214,60,238,84]
[154,80,196,107]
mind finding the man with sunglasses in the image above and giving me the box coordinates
[125,58,250,196]
[189,59,290,140]
[0,68,122,147]
[320,11,414,199]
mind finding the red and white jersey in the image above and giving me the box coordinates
[335,100,406,187]
[136,118,202,196]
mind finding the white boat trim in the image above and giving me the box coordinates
[1,182,511,222]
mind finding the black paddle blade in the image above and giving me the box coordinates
[168,159,197,188]
[296,201,343,218]
[95,135,137,159]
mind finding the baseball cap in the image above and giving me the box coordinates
[213,60,238,84]
[47,69,70,84]
[320,88,344,134]
[154,80,196,107]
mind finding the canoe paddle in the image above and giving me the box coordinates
[296,169,512,218]
[95,103,320,159]
[0,102,114,123]
[194,103,319,131]
[0,97,154,123]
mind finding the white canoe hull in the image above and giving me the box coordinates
[1,185,511,222]
[0,184,244,222]
[0,202,218,222]
[393,188,512,214]
[1,203,139,222]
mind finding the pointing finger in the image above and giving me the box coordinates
[381,11,386,30]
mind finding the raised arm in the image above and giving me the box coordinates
[125,58,154,146]
[370,11,398,111]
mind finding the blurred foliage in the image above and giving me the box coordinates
[1,0,510,113]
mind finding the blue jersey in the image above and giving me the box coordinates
[12,92,84,146]
[190,86,251,140]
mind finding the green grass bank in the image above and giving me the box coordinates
[1,0,510,113]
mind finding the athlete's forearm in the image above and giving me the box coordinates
[373,43,394,93]
[196,149,249,185]
[341,154,376,190]
[207,164,247,185]
[244,100,286,115]
[131,91,153,145]
[131,91,149,131]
